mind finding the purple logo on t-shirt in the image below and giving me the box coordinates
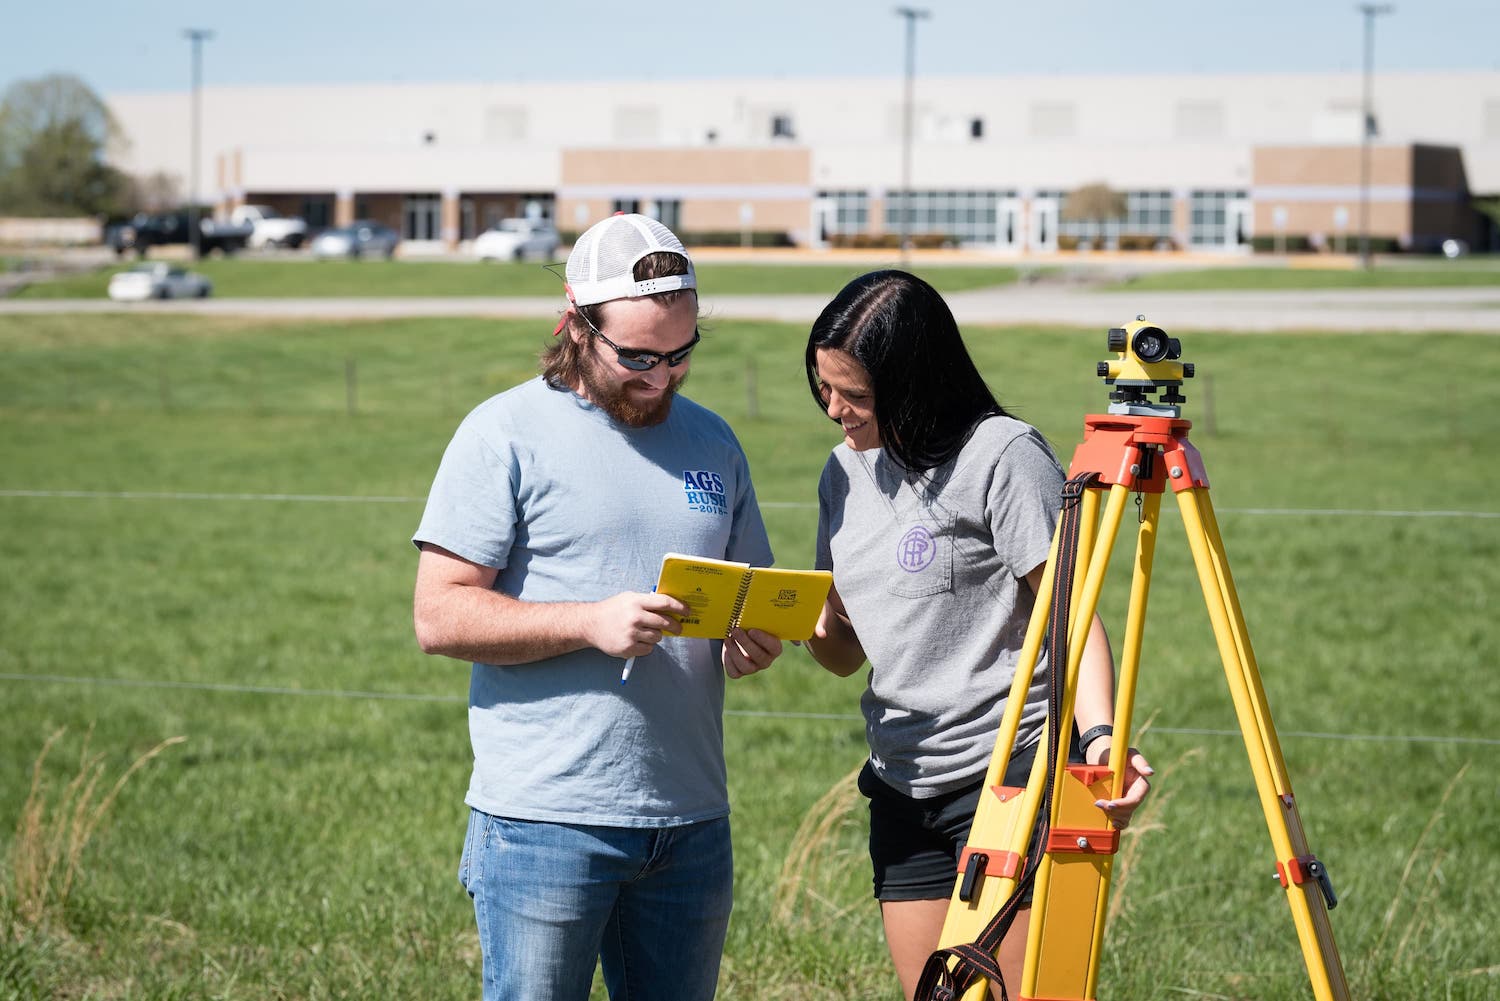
[897,525,936,572]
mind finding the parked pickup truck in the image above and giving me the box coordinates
[230,204,308,249]
[106,211,253,259]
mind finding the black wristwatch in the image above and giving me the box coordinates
[1079,724,1114,762]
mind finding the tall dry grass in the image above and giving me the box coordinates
[1374,760,1470,967]
[3,726,185,934]
[771,761,867,932]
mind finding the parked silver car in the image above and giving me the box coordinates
[107,262,213,301]
[310,221,400,259]
[472,218,560,262]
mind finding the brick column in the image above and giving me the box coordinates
[335,188,355,228]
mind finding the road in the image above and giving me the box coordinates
[4,285,1500,332]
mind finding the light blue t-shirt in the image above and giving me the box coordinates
[413,377,772,827]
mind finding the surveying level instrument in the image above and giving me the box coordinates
[917,318,1349,1001]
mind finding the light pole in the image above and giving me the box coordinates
[183,28,214,259]
[895,7,929,265]
[1356,4,1392,270]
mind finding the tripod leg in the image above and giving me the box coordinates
[936,479,1131,1000]
[1174,484,1351,1001]
[1105,489,1159,802]
[936,516,1065,995]
[1022,481,1142,1001]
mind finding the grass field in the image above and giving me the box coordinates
[2,310,1498,999]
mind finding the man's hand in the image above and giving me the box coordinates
[722,627,783,679]
[588,591,690,659]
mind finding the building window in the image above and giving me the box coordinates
[1028,102,1075,139]
[404,195,441,240]
[301,196,332,230]
[484,105,528,143]
[1057,190,1175,243]
[645,200,682,230]
[1188,190,1247,246]
[818,190,870,235]
[613,107,660,142]
[1174,101,1224,140]
[883,190,1013,244]
[1484,99,1500,141]
[771,114,796,139]
[611,199,641,215]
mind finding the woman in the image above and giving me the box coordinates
[803,270,1153,999]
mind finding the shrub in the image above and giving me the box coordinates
[826,233,952,250]
[1250,234,1315,253]
[681,230,796,248]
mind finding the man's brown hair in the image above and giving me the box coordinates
[542,251,697,388]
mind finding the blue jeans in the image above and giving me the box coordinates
[458,809,733,1001]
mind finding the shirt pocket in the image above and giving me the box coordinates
[886,513,954,598]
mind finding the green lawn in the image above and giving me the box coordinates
[12,259,1024,300]
[2,314,1498,999]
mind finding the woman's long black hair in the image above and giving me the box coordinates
[805,269,1009,474]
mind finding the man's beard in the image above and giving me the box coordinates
[578,349,685,428]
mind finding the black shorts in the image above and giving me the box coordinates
[858,741,1043,902]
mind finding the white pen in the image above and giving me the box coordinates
[619,657,636,685]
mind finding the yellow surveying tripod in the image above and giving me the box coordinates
[917,319,1348,1001]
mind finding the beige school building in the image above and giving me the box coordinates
[105,70,1500,255]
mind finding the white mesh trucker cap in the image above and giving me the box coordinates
[564,214,697,307]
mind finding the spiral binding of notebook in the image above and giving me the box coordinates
[726,572,756,633]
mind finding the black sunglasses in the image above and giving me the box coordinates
[583,313,701,371]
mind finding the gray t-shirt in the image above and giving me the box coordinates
[815,416,1064,798]
[413,376,773,827]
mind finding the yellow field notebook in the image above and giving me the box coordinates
[654,553,833,641]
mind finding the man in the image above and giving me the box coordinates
[412,213,782,1001]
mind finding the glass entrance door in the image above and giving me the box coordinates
[995,198,1023,251]
[1029,197,1059,252]
[403,195,441,241]
[1226,198,1252,252]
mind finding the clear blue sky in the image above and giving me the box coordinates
[6,0,1495,96]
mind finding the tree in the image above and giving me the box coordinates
[1061,182,1128,225]
[126,170,184,214]
[0,73,131,217]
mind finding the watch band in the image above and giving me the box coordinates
[1078,724,1114,756]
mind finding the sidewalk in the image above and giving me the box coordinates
[6,285,1499,332]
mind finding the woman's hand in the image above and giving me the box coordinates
[1092,745,1154,831]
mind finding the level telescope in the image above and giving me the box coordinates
[1096,315,1195,417]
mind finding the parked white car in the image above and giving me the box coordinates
[231,204,308,249]
[472,218,560,261]
[107,263,213,301]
